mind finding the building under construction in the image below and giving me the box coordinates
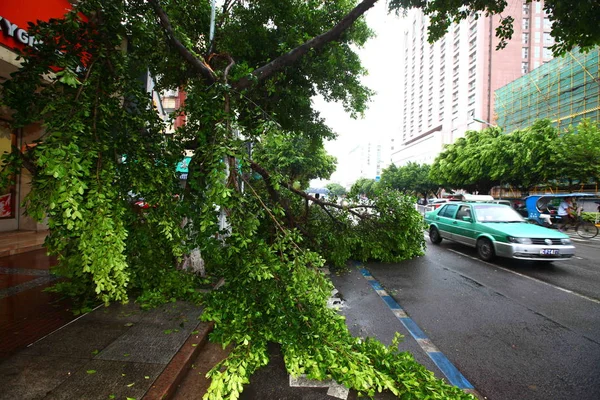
[495,47,600,133]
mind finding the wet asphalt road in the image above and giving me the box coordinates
[362,234,600,400]
[185,235,600,400]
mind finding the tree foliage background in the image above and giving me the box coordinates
[380,162,439,199]
[1,0,599,398]
[428,119,600,194]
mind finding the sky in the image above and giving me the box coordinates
[312,2,407,188]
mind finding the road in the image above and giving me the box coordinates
[360,233,600,400]
[173,234,600,400]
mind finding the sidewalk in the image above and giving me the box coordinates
[0,232,213,400]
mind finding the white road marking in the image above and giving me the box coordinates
[446,248,600,304]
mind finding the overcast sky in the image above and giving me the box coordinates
[312,2,406,187]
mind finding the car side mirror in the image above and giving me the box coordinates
[462,216,472,222]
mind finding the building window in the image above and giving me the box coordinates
[535,31,541,43]
[522,3,529,15]
[535,2,542,13]
[522,47,529,59]
[544,32,553,45]
[522,33,529,44]
[468,94,475,105]
[543,47,553,59]
[523,18,529,30]
[544,18,552,30]
[535,17,541,29]
[534,61,540,68]
[469,36,477,50]
[521,62,529,74]
[534,46,540,57]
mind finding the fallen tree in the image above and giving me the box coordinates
[1,0,598,398]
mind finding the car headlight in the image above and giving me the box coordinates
[507,236,532,244]
[561,238,572,245]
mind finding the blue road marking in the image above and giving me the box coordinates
[358,266,475,390]
[380,295,401,310]
[399,317,428,340]
[428,352,474,389]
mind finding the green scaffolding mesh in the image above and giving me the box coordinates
[495,48,600,133]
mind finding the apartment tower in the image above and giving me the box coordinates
[391,0,554,166]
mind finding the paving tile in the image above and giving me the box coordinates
[97,303,203,365]
[0,283,76,359]
[83,302,145,325]
[0,354,90,400]
[44,359,164,400]
[20,318,131,359]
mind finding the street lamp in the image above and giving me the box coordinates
[472,117,496,127]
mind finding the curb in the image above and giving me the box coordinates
[144,320,214,400]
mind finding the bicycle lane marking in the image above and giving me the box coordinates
[359,267,482,399]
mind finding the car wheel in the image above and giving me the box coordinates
[429,226,442,244]
[476,238,495,261]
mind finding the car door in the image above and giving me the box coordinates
[435,203,459,239]
[453,204,477,246]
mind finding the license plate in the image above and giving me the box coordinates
[540,249,559,255]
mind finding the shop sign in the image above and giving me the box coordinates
[0,0,73,51]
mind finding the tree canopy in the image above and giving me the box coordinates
[429,119,600,194]
[380,162,439,199]
[349,177,379,198]
[2,0,600,398]
[325,182,347,196]
[429,128,502,195]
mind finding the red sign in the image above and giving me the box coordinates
[0,0,73,51]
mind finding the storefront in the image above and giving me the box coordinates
[0,0,73,232]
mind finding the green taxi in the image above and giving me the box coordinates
[424,202,575,262]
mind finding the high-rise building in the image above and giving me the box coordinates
[495,47,600,133]
[391,0,555,166]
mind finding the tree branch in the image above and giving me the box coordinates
[148,0,218,85]
[248,160,370,220]
[18,150,38,175]
[232,0,378,91]
[247,161,297,229]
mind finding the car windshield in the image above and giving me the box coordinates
[473,205,525,223]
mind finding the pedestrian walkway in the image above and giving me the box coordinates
[0,300,209,400]
[0,231,213,400]
[0,237,70,359]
